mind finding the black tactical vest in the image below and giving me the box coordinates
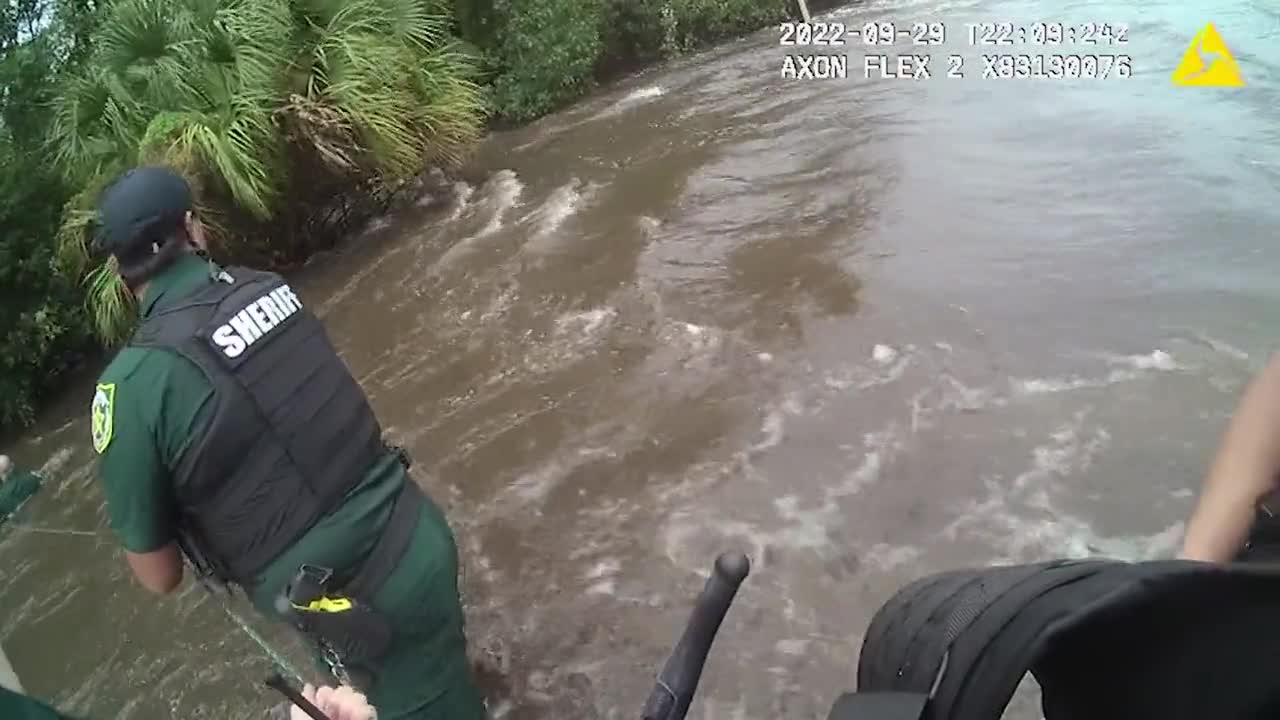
[131,265,385,586]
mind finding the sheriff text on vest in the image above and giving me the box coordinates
[211,284,304,359]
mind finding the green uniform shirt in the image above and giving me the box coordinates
[92,254,484,719]
[91,254,403,618]
[0,686,72,720]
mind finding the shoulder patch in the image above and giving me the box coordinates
[91,383,116,454]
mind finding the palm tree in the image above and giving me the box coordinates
[49,0,487,345]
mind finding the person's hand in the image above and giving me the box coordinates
[290,683,376,720]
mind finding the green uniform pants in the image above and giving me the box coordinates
[0,687,67,720]
[317,496,486,720]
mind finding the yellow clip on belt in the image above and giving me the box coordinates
[294,596,353,613]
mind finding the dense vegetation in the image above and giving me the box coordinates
[0,0,806,435]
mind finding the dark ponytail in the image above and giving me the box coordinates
[115,210,192,290]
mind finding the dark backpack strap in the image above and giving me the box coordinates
[341,478,423,601]
[857,559,1114,708]
[854,559,1280,720]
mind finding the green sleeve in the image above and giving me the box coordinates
[92,351,175,554]
[0,686,77,720]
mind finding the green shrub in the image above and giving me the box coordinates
[598,0,667,69]
[490,0,603,121]
[0,21,93,434]
[0,140,91,432]
[453,0,503,50]
[664,0,786,53]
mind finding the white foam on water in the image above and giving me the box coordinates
[771,494,840,551]
[477,284,520,325]
[752,411,786,453]
[53,459,95,500]
[589,85,667,122]
[1012,349,1180,396]
[425,173,524,278]
[503,462,567,506]
[1170,488,1195,500]
[522,179,599,253]
[1012,421,1111,490]
[938,374,1005,413]
[534,180,587,237]
[503,445,615,507]
[509,84,665,154]
[39,447,74,478]
[661,423,903,575]
[748,393,804,454]
[909,387,933,434]
[463,543,504,588]
[863,542,924,571]
[824,346,913,391]
[647,319,727,374]
[944,416,1183,563]
[554,307,616,337]
[583,557,621,580]
[835,428,899,498]
[521,307,619,375]
[1013,376,1108,395]
[872,344,898,365]
[775,638,809,656]
[22,579,86,627]
[1105,349,1178,371]
[447,181,475,222]
[585,580,616,596]
[637,215,662,235]
[360,215,393,236]
[900,374,1005,436]
[478,170,525,236]
[621,85,665,104]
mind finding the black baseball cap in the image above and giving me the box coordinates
[94,165,194,257]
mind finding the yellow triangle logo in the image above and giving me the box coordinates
[1172,22,1245,86]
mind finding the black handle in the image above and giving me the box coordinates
[265,673,331,720]
[641,551,751,720]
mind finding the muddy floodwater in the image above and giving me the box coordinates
[3,0,1278,717]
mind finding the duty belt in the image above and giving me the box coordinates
[279,446,422,687]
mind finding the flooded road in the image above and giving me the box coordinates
[4,0,1279,717]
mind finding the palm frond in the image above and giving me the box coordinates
[374,0,452,53]
[408,43,487,164]
[83,259,136,347]
[48,0,488,345]
[214,0,293,90]
[54,207,98,278]
[48,66,117,181]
